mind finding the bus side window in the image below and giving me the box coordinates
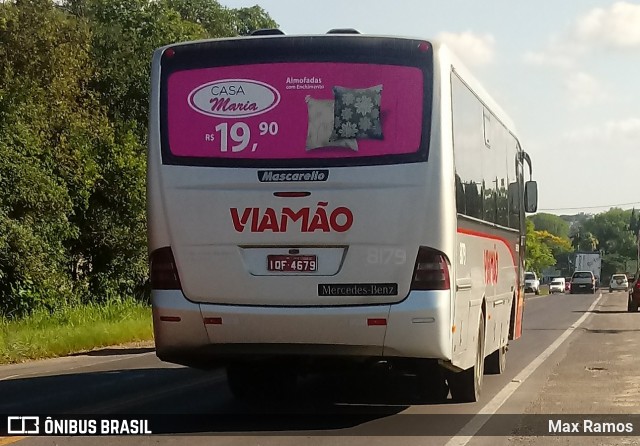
[455,174,466,214]
[464,181,482,218]
[508,182,520,229]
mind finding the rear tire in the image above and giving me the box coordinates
[485,345,506,375]
[534,289,540,295]
[628,297,639,313]
[415,361,449,402]
[448,311,485,402]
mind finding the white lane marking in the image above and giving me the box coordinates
[445,292,602,446]
[525,294,550,301]
[0,374,20,382]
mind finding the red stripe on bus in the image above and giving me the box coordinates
[456,227,517,266]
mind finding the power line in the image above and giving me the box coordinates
[538,201,640,212]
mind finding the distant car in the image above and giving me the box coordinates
[609,274,629,293]
[524,272,540,295]
[549,278,565,294]
[628,270,640,312]
[570,271,596,294]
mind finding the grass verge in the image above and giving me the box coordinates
[0,300,153,364]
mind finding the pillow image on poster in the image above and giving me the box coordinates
[305,96,358,151]
[330,85,383,141]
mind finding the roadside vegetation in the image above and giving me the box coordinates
[0,299,152,364]
[0,0,277,360]
[526,209,640,280]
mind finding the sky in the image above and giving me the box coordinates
[220,0,640,215]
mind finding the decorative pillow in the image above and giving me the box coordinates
[330,85,383,141]
[305,96,358,151]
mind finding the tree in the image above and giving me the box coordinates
[0,0,109,315]
[231,5,278,36]
[164,1,278,37]
[570,231,599,252]
[630,208,639,236]
[582,208,635,258]
[525,220,556,274]
[537,231,573,257]
[529,213,570,239]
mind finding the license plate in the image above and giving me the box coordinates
[579,284,586,288]
[267,255,317,272]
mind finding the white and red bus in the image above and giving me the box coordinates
[147,30,538,402]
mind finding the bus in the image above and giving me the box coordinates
[147,29,538,403]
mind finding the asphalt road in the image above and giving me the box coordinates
[0,290,627,445]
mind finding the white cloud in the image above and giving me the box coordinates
[524,2,640,70]
[563,117,640,143]
[523,50,573,70]
[437,31,495,66]
[605,117,640,137]
[573,2,640,49]
[564,72,609,107]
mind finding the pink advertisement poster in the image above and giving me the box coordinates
[167,63,424,160]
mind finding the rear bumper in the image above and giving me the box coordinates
[571,284,594,293]
[609,284,628,291]
[152,289,452,368]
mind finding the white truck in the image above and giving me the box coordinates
[524,271,540,295]
[574,252,602,288]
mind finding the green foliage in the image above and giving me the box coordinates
[529,213,570,239]
[231,5,279,36]
[0,0,102,315]
[601,252,636,282]
[525,220,556,274]
[568,208,639,280]
[0,0,278,318]
[629,208,639,236]
[536,230,572,257]
[582,208,636,258]
[0,298,151,363]
[570,230,598,252]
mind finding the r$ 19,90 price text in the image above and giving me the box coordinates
[204,121,278,153]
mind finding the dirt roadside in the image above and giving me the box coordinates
[508,291,640,445]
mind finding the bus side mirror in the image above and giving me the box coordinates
[524,181,538,213]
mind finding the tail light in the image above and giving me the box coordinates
[411,247,451,290]
[635,280,640,290]
[150,247,182,290]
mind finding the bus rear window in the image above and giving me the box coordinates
[163,62,425,166]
